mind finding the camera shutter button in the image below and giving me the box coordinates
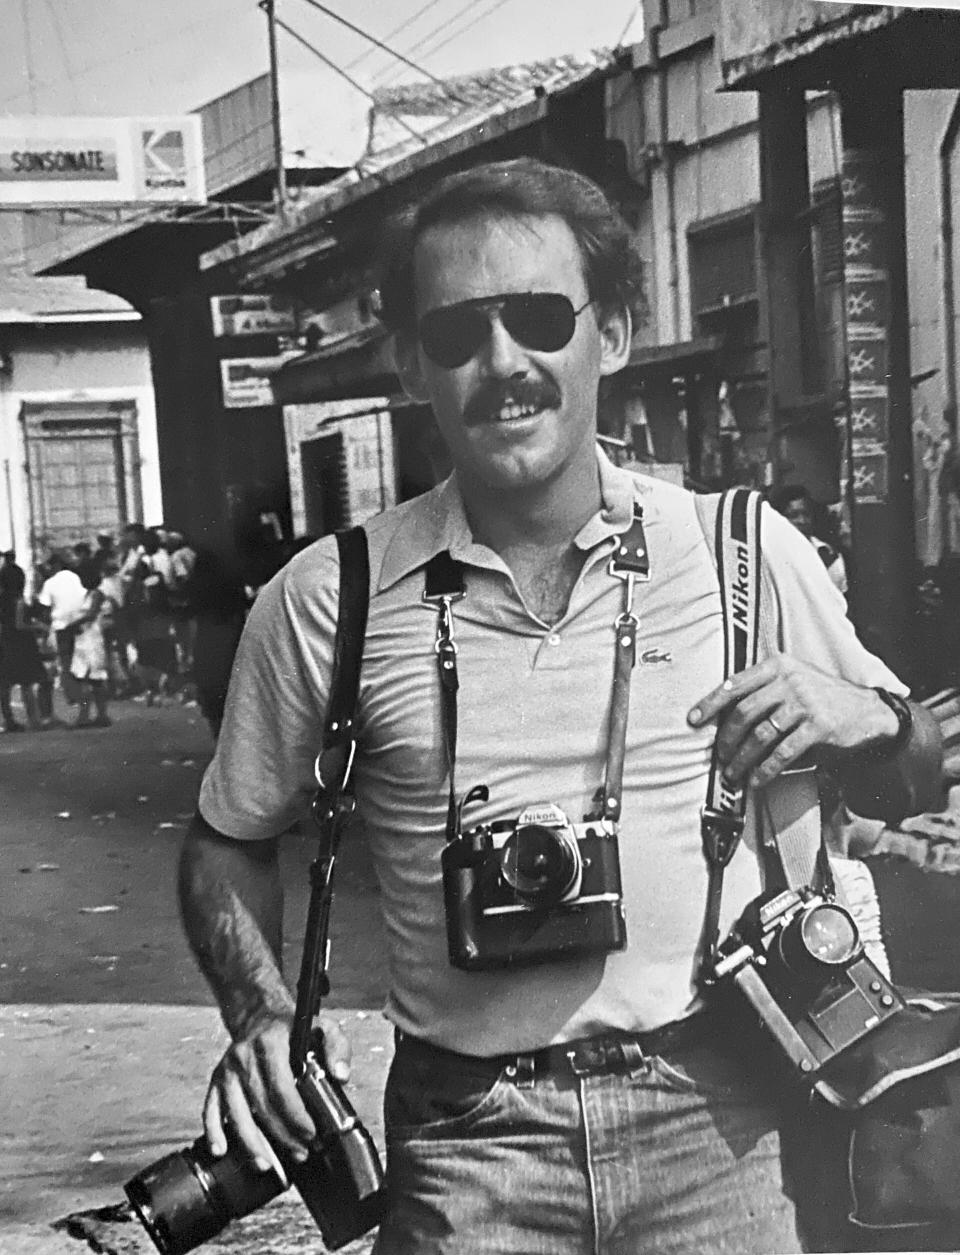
[547,633,561,646]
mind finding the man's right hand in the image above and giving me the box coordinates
[202,1013,352,1174]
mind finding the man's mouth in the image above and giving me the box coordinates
[465,378,561,426]
[494,400,544,423]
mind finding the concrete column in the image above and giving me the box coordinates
[838,89,916,680]
[758,86,820,413]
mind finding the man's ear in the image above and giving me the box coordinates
[393,332,430,403]
[597,304,632,378]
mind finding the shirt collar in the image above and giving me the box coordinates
[377,445,644,592]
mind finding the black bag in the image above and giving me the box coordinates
[811,993,960,1235]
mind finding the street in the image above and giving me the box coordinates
[1,695,391,1254]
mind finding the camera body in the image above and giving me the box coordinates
[713,887,904,1077]
[442,801,627,971]
[125,1040,385,1255]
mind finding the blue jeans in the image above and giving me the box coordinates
[374,1033,845,1255]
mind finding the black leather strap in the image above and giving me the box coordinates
[291,527,370,1071]
[425,506,649,837]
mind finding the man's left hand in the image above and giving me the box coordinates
[687,653,898,788]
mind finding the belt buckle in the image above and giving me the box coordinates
[567,1035,647,1078]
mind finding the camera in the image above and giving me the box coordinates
[712,887,905,1079]
[124,1037,385,1254]
[442,794,627,970]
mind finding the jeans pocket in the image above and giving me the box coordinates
[385,1048,508,1141]
[648,1047,744,1099]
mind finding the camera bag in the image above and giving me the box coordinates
[703,488,960,1239]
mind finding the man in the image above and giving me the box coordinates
[768,483,849,597]
[165,528,198,680]
[181,160,942,1253]
[36,551,86,704]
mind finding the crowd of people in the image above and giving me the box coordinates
[0,523,253,738]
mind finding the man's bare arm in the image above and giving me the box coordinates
[178,813,292,1038]
[178,814,349,1169]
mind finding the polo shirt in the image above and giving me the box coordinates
[199,451,903,1055]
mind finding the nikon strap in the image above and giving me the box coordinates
[291,526,369,1072]
[698,488,763,975]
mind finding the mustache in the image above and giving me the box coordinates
[463,376,562,426]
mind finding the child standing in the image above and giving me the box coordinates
[70,568,113,729]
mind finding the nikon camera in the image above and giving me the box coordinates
[124,1037,385,1255]
[442,799,627,971]
[712,887,904,1079]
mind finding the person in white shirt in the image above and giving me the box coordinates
[36,553,86,702]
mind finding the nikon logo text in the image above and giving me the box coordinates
[730,543,750,630]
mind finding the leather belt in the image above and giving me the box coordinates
[395,1013,717,1088]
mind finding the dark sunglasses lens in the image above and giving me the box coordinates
[419,307,488,369]
[502,294,576,352]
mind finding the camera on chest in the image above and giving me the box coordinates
[712,887,904,1076]
[442,791,627,971]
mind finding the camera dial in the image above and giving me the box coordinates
[500,805,582,906]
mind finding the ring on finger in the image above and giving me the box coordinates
[766,715,783,735]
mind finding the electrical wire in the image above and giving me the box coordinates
[273,13,432,147]
[371,0,477,84]
[419,0,518,63]
[293,0,468,101]
[344,0,451,71]
[41,0,81,109]
[613,1,642,49]
[375,0,517,88]
[0,0,247,109]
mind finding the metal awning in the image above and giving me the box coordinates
[625,334,723,374]
[272,330,397,405]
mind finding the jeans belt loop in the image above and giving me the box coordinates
[504,1054,536,1089]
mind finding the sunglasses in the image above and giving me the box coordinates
[417,292,593,370]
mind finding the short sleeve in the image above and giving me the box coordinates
[760,503,906,694]
[198,538,341,839]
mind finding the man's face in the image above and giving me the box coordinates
[399,212,629,494]
[783,497,813,538]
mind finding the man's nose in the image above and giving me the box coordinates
[481,312,528,377]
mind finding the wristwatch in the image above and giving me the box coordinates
[864,688,913,760]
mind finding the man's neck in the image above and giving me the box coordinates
[459,450,603,557]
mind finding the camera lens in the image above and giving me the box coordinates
[500,824,580,904]
[778,901,860,983]
[124,1138,285,1255]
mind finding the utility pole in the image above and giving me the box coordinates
[261,0,288,223]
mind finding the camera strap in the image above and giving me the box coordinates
[291,525,370,1072]
[698,488,763,975]
[423,505,649,841]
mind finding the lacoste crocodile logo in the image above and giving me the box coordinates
[640,647,672,665]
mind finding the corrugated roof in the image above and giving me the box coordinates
[366,49,614,162]
[201,49,619,274]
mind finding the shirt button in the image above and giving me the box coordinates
[547,633,561,646]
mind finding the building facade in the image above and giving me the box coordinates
[0,243,160,580]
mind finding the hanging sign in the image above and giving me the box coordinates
[220,357,283,409]
[210,295,297,338]
[0,116,205,205]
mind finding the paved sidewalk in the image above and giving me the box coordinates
[1,1003,393,1254]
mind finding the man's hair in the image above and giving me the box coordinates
[767,484,814,515]
[376,157,644,334]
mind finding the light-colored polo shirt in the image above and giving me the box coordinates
[199,452,903,1055]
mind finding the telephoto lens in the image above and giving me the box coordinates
[124,1136,286,1255]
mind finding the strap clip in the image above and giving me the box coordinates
[700,807,745,870]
